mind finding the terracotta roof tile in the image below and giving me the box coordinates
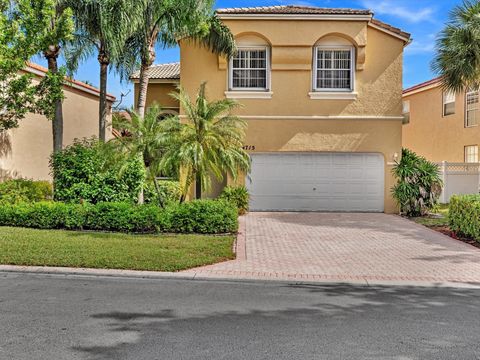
[25,62,116,101]
[370,18,411,41]
[130,62,180,80]
[216,5,372,15]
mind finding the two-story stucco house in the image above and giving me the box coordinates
[403,77,480,164]
[131,5,411,213]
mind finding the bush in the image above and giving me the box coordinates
[392,148,443,216]
[0,179,53,204]
[164,199,238,234]
[0,199,238,234]
[219,186,249,215]
[144,180,181,206]
[50,138,145,204]
[449,195,480,242]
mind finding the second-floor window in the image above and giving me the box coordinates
[313,46,354,92]
[442,91,455,116]
[229,47,269,91]
[466,90,479,127]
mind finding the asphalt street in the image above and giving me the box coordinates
[1,272,480,359]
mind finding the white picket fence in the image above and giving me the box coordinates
[437,162,480,203]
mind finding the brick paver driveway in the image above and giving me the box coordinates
[183,212,480,286]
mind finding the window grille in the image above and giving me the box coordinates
[315,48,353,91]
[230,48,268,90]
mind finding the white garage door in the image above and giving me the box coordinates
[246,153,385,212]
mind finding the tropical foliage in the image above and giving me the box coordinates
[50,138,145,204]
[118,0,236,118]
[64,0,135,141]
[432,0,480,92]
[219,186,249,215]
[160,83,250,200]
[449,194,480,242]
[0,0,72,132]
[108,106,170,203]
[392,148,443,217]
[0,179,53,204]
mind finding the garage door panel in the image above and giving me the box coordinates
[247,153,384,212]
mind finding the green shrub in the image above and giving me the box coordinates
[164,199,238,234]
[392,148,443,216]
[449,195,480,241]
[50,138,145,204]
[144,180,181,206]
[0,199,237,234]
[219,186,249,215]
[0,179,53,204]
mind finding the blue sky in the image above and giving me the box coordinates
[48,0,461,108]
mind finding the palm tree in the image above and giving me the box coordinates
[432,0,480,92]
[33,0,74,152]
[108,105,168,204]
[119,0,236,118]
[160,83,251,200]
[64,0,135,142]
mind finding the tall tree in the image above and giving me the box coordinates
[432,0,480,92]
[0,0,71,133]
[119,0,236,118]
[64,0,134,142]
[160,83,250,200]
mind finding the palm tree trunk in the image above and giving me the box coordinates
[136,39,156,119]
[45,49,63,153]
[136,62,151,119]
[98,58,109,142]
[195,174,202,200]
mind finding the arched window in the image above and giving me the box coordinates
[229,34,271,91]
[313,35,355,92]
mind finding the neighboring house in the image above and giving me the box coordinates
[130,62,180,116]
[0,63,115,180]
[133,5,411,213]
[403,78,480,163]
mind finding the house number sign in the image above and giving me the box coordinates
[242,145,256,151]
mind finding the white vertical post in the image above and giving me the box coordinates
[441,161,447,204]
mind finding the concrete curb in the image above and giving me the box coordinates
[2,265,480,289]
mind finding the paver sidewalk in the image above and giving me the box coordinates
[182,212,480,286]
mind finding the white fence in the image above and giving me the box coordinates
[437,162,480,203]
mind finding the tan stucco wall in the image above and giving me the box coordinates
[133,82,179,111]
[0,86,113,180]
[403,87,479,162]
[142,19,406,213]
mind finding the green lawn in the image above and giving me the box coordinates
[0,227,235,271]
[412,204,449,227]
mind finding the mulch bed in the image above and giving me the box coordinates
[428,225,480,250]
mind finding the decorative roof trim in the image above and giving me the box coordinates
[25,63,116,102]
[218,13,373,21]
[403,77,442,96]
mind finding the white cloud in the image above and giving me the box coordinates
[362,0,435,23]
[405,33,437,55]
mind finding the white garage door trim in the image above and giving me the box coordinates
[246,152,385,212]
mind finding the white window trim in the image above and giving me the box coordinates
[465,90,479,128]
[228,45,271,92]
[225,91,273,99]
[442,90,455,117]
[312,45,355,93]
[464,145,479,163]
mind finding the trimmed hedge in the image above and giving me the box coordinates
[449,195,480,242]
[0,199,237,234]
